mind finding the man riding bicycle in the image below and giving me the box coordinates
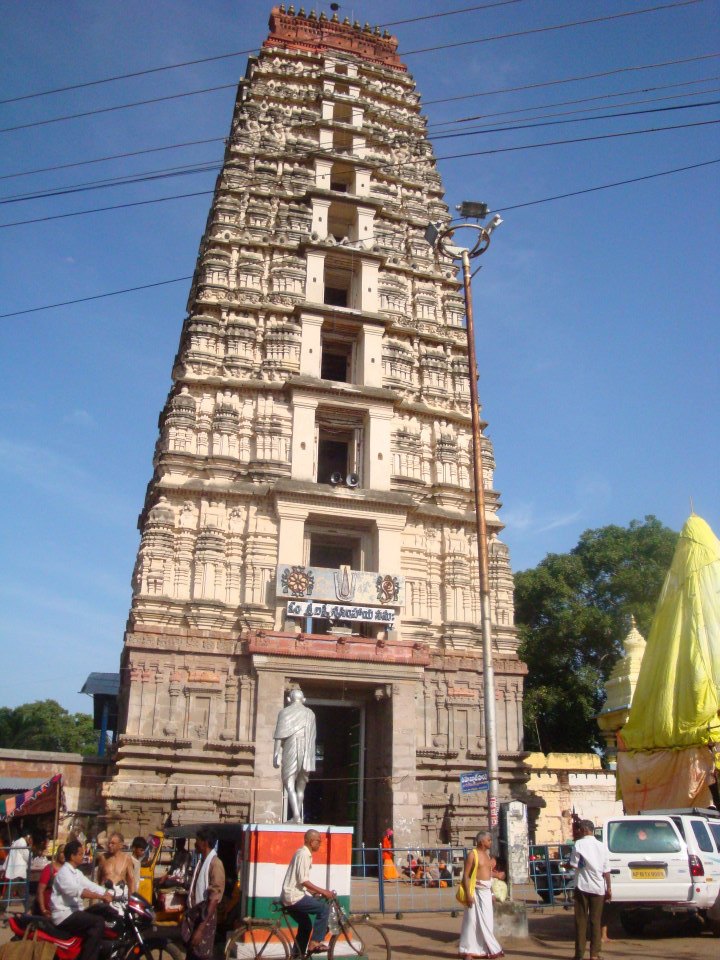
[280,829,335,956]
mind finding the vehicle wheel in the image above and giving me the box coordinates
[619,910,647,936]
[143,942,185,960]
[224,921,291,959]
[328,918,391,960]
[683,913,704,936]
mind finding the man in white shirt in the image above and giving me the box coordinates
[50,839,113,960]
[568,820,611,960]
[280,830,334,956]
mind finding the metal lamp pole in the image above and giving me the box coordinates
[425,212,503,839]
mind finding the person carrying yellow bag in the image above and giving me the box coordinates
[456,832,504,960]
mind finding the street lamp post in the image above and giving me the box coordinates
[425,211,503,840]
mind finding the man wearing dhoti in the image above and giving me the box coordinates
[458,831,504,960]
[273,688,317,823]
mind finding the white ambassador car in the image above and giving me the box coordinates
[603,810,720,935]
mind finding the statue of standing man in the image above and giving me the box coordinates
[273,689,316,823]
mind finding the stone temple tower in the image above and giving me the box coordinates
[105,6,526,848]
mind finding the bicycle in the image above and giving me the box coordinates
[225,894,391,959]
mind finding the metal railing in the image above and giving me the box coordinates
[350,845,467,915]
[527,843,574,907]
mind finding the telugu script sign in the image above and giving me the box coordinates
[286,600,396,626]
[460,770,489,794]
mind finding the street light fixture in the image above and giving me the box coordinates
[425,204,502,841]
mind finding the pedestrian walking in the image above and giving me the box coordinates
[36,846,65,917]
[458,831,504,960]
[569,819,611,960]
[182,827,225,960]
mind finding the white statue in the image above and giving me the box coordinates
[273,688,316,823]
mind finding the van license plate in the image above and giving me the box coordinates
[631,868,665,879]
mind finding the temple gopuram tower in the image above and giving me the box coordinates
[105,5,526,848]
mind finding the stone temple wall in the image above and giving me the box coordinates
[105,5,526,847]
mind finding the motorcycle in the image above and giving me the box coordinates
[8,882,184,960]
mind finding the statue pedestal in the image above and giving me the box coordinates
[240,823,353,920]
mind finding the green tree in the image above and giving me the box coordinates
[0,700,98,755]
[515,516,677,754]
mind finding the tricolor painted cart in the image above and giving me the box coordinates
[230,823,390,959]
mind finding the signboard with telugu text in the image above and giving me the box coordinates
[285,599,395,626]
[460,770,489,794]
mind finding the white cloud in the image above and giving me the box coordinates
[63,408,96,428]
[536,509,583,534]
[0,436,130,524]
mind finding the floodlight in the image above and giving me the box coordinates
[455,201,489,220]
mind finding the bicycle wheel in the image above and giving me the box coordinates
[142,942,185,960]
[225,921,291,959]
[328,917,391,960]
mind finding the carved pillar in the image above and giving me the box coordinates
[222,676,238,740]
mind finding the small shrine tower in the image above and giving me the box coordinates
[105,5,526,848]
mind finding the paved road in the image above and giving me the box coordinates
[2,907,717,958]
[378,908,718,959]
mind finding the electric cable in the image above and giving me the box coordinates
[422,52,720,106]
[0,1,529,106]
[402,1,706,57]
[4,86,718,205]
[0,155,716,319]
[430,97,720,140]
[2,106,718,226]
[0,1,706,134]
[1,53,716,184]
[0,137,227,183]
[0,161,222,205]
[0,277,194,319]
[426,76,720,129]
[0,82,238,136]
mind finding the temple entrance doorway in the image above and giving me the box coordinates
[303,701,363,841]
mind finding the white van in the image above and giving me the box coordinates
[603,809,720,934]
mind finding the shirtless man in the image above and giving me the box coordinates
[458,831,504,960]
[96,832,135,893]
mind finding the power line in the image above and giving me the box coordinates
[0,137,227,183]
[0,188,215,229]
[0,277,194,319]
[7,89,720,205]
[403,0,706,56]
[0,2,705,135]
[1,53,716,184]
[383,0,525,27]
[437,117,720,162]
[494,156,720,212]
[431,97,720,140]
[0,82,237,136]
[426,76,720,128]
[1,156,715,321]
[2,108,718,228]
[422,53,720,106]
[0,1,527,106]
[0,161,222,205]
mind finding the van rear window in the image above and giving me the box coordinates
[607,820,681,853]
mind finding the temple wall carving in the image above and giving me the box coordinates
[106,8,526,842]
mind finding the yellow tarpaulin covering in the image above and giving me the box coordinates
[617,514,720,809]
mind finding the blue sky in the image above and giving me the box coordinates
[1,0,718,713]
